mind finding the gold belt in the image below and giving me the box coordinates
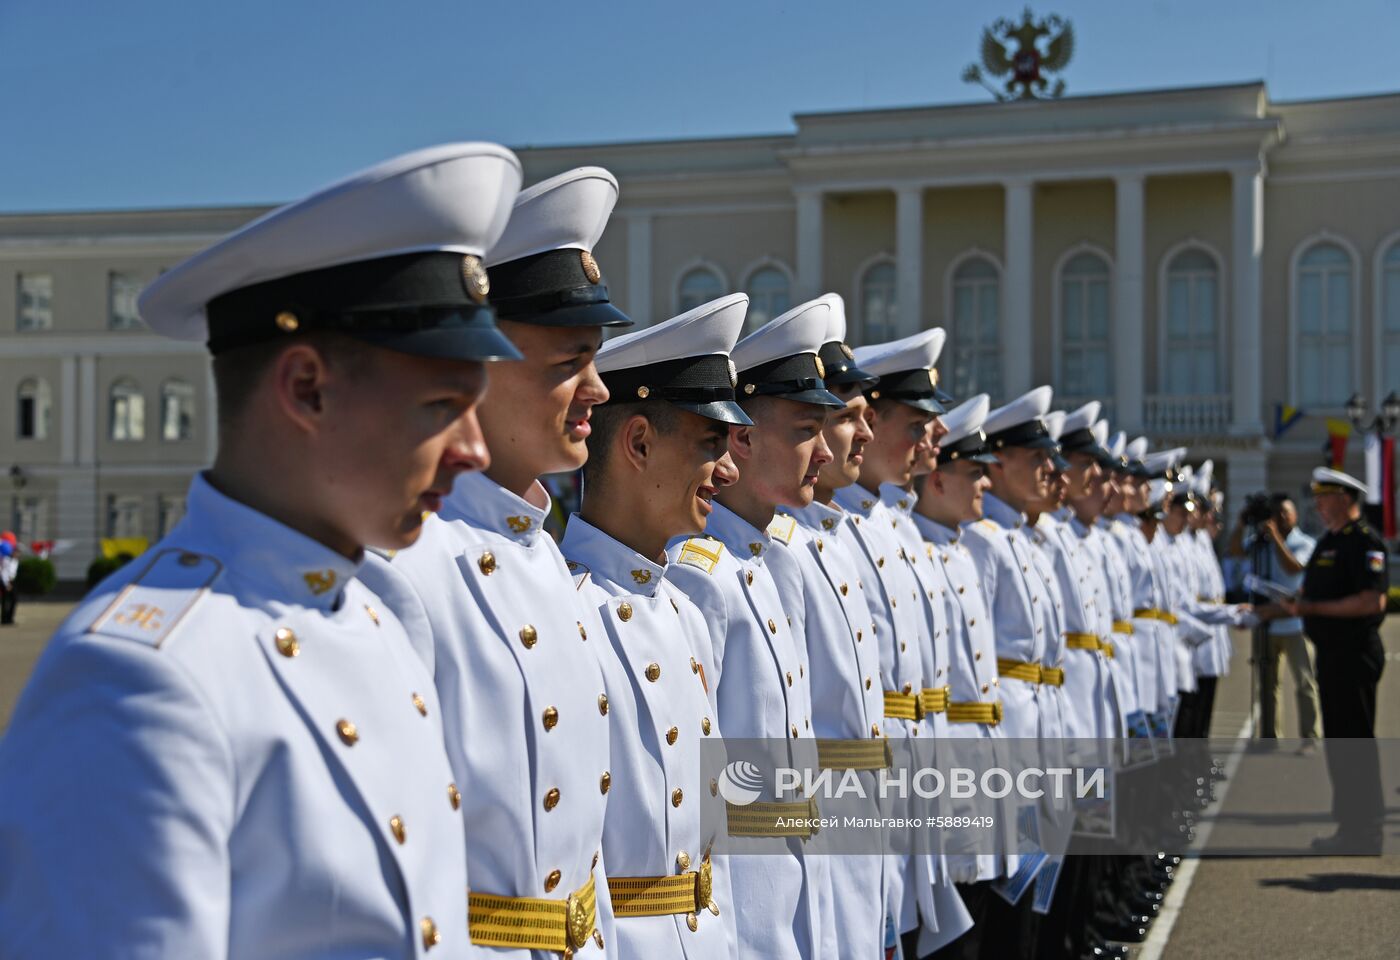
[816,738,892,770]
[609,859,715,918]
[920,686,950,714]
[883,690,921,721]
[1041,666,1065,686]
[727,798,822,838]
[996,657,1044,684]
[1101,640,1115,659]
[1064,632,1102,651]
[469,874,597,953]
[1112,621,1135,635]
[947,700,1003,725]
[1134,607,1179,625]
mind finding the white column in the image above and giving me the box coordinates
[795,189,824,301]
[78,355,97,465]
[60,355,77,464]
[1230,166,1265,435]
[1114,174,1146,432]
[1003,179,1034,397]
[896,186,924,337]
[1225,447,1269,526]
[624,212,652,327]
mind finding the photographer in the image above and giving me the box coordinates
[1227,493,1320,746]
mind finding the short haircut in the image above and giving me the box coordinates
[211,331,373,429]
[581,399,680,492]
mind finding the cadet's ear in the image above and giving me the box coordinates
[728,423,756,462]
[271,342,332,433]
[620,414,653,473]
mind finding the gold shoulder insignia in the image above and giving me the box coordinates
[677,538,723,575]
[978,519,999,531]
[87,549,223,649]
[767,513,798,545]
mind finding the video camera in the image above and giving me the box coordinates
[1241,492,1274,528]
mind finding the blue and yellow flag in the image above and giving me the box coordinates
[1272,403,1303,438]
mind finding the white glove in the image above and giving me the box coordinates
[944,855,981,885]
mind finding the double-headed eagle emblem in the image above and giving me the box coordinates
[963,7,1074,101]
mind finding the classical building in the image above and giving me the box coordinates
[4,81,1400,578]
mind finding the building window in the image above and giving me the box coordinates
[109,272,143,330]
[743,265,791,335]
[107,494,144,539]
[17,378,52,440]
[948,255,1002,402]
[160,379,195,442]
[1380,241,1400,395]
[158,494,187,537]
[17,273,53,331]
[1058,251,1113,398]
[109,379,145,441]
[677,267,724,314]
[1162,248,1221,395]
[11,497,46,542]
[857,260,897,344]
[1295,242,1355,408]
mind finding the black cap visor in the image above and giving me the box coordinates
[673,398,754,427]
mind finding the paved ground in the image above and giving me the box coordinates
[3,599,1399,954]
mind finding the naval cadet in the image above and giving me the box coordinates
[561,293,754,958]
[0,143,526,958]
[765,293,891,960]
[663,296,843,960]
[361,167,634,958]
[1279,468,1387,852]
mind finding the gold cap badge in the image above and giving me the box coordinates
[461,254,490,303]
[580,250,601,284]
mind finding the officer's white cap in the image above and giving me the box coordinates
[942,393,992,446]
[1061,401,1101,435]
[597,293,747,373]
[1091,419,1110,449]
[485,166,617,267]
[1311,466,1369,498]
[817,292,848,342]
[852,328,947,375]
[1125,436,1150,461]
[1196,459,1215,496]
[983,386,1058,452]
[1141,448,1186,476]
[139,143,523,344]
[1043,410,1067,441]
[731,298,830,372]
[1108,431,1128,460]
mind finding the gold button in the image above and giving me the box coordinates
[600,771,612,794]
[687,913,699,932]
[690,657,700,674]
[671,598,680,614]
[866,677,872,689]
[421,917,441,951]
[274,627,298,657]
[617,602,633,622]
[902,682,913,695]
[545,869,562,893]
[677,851,692,870]
[791,724,799,738]
[710,778,719,796]
[364,605,380,626]
[646,662,661,682]
[974,650,982,660]
[598,693,610,715]
[544,787,561,811]
[593,851,600,870]
[478,551,496,575]
[982,683,991,693]
[702,717,712,734]
[878,557,885,567]
[901,642,908,652]
[958,585,965,594]
[412,692,428,716]
[970,618,977,627]
[709,900,720,917]
[543,706,559,731]
[857,629,863,641]
[519,625,538,649]
[840,582,849,595]
[786,671,793,687]
[872,723,881,737]
[767,619,777,634]
[448,783,461,810]
[745,570,754,586]
[666,726,679,745]
[594,930,605,950]
[336,719,358,746]
[672,788,683,807]
[275,310,299,332]
[389,815,406,844]
[578,622,587,640]
[817,539,824,552]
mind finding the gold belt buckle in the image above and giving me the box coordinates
[565,889,591,952]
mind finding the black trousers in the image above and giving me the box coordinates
[1315,633,1385,836]
[924,880,1039,960]
[1194,675,1219,738]
[0,586,15,625]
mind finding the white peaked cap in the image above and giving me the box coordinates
[139,143,523,342]
[1311,466,1369,497]
[485,166,618,266]
[942,393,992,446]
[1061,401,1101,434]
[1196,459,1215,495]
[1091,420,1110,448]
[984,385,1054,435]
[731,297,831,371]
[1043,410,1068,441]
[1126,436,1150,461]
[1141,448,1187,476]
[596,293,748,372]
[1147,478,1171,508]
[1108,430,1127,460]
[816,292,848,342]
[852,327,947,374]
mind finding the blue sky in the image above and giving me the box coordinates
[0,0,1390,212]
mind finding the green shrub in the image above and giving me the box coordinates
[14,556,57,596]
[87,553,136,589]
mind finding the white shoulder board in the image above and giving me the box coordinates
[87,549,223,648]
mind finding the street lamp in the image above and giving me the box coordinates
[1346,391,1400,433]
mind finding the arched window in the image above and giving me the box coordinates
[677,267,723,314]
[17,378,52,440]
[1380,241,1400,395]
[744,266,791,335]
[1294,241,1355,408]
[857,260,897,344]
[1058,251,1113,399]
[109,378,145,441]
[1162,248,1221,395]
[948,255,1002,402]
[160,379,195,442]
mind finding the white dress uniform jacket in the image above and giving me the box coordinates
[559,517,735,960]
[0,476,469,959]
[1111,514,1176,711]
[665,503,820,960]
[360,471,614,959]
[1153,531,1214,689]
[1073,515,1138,722]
